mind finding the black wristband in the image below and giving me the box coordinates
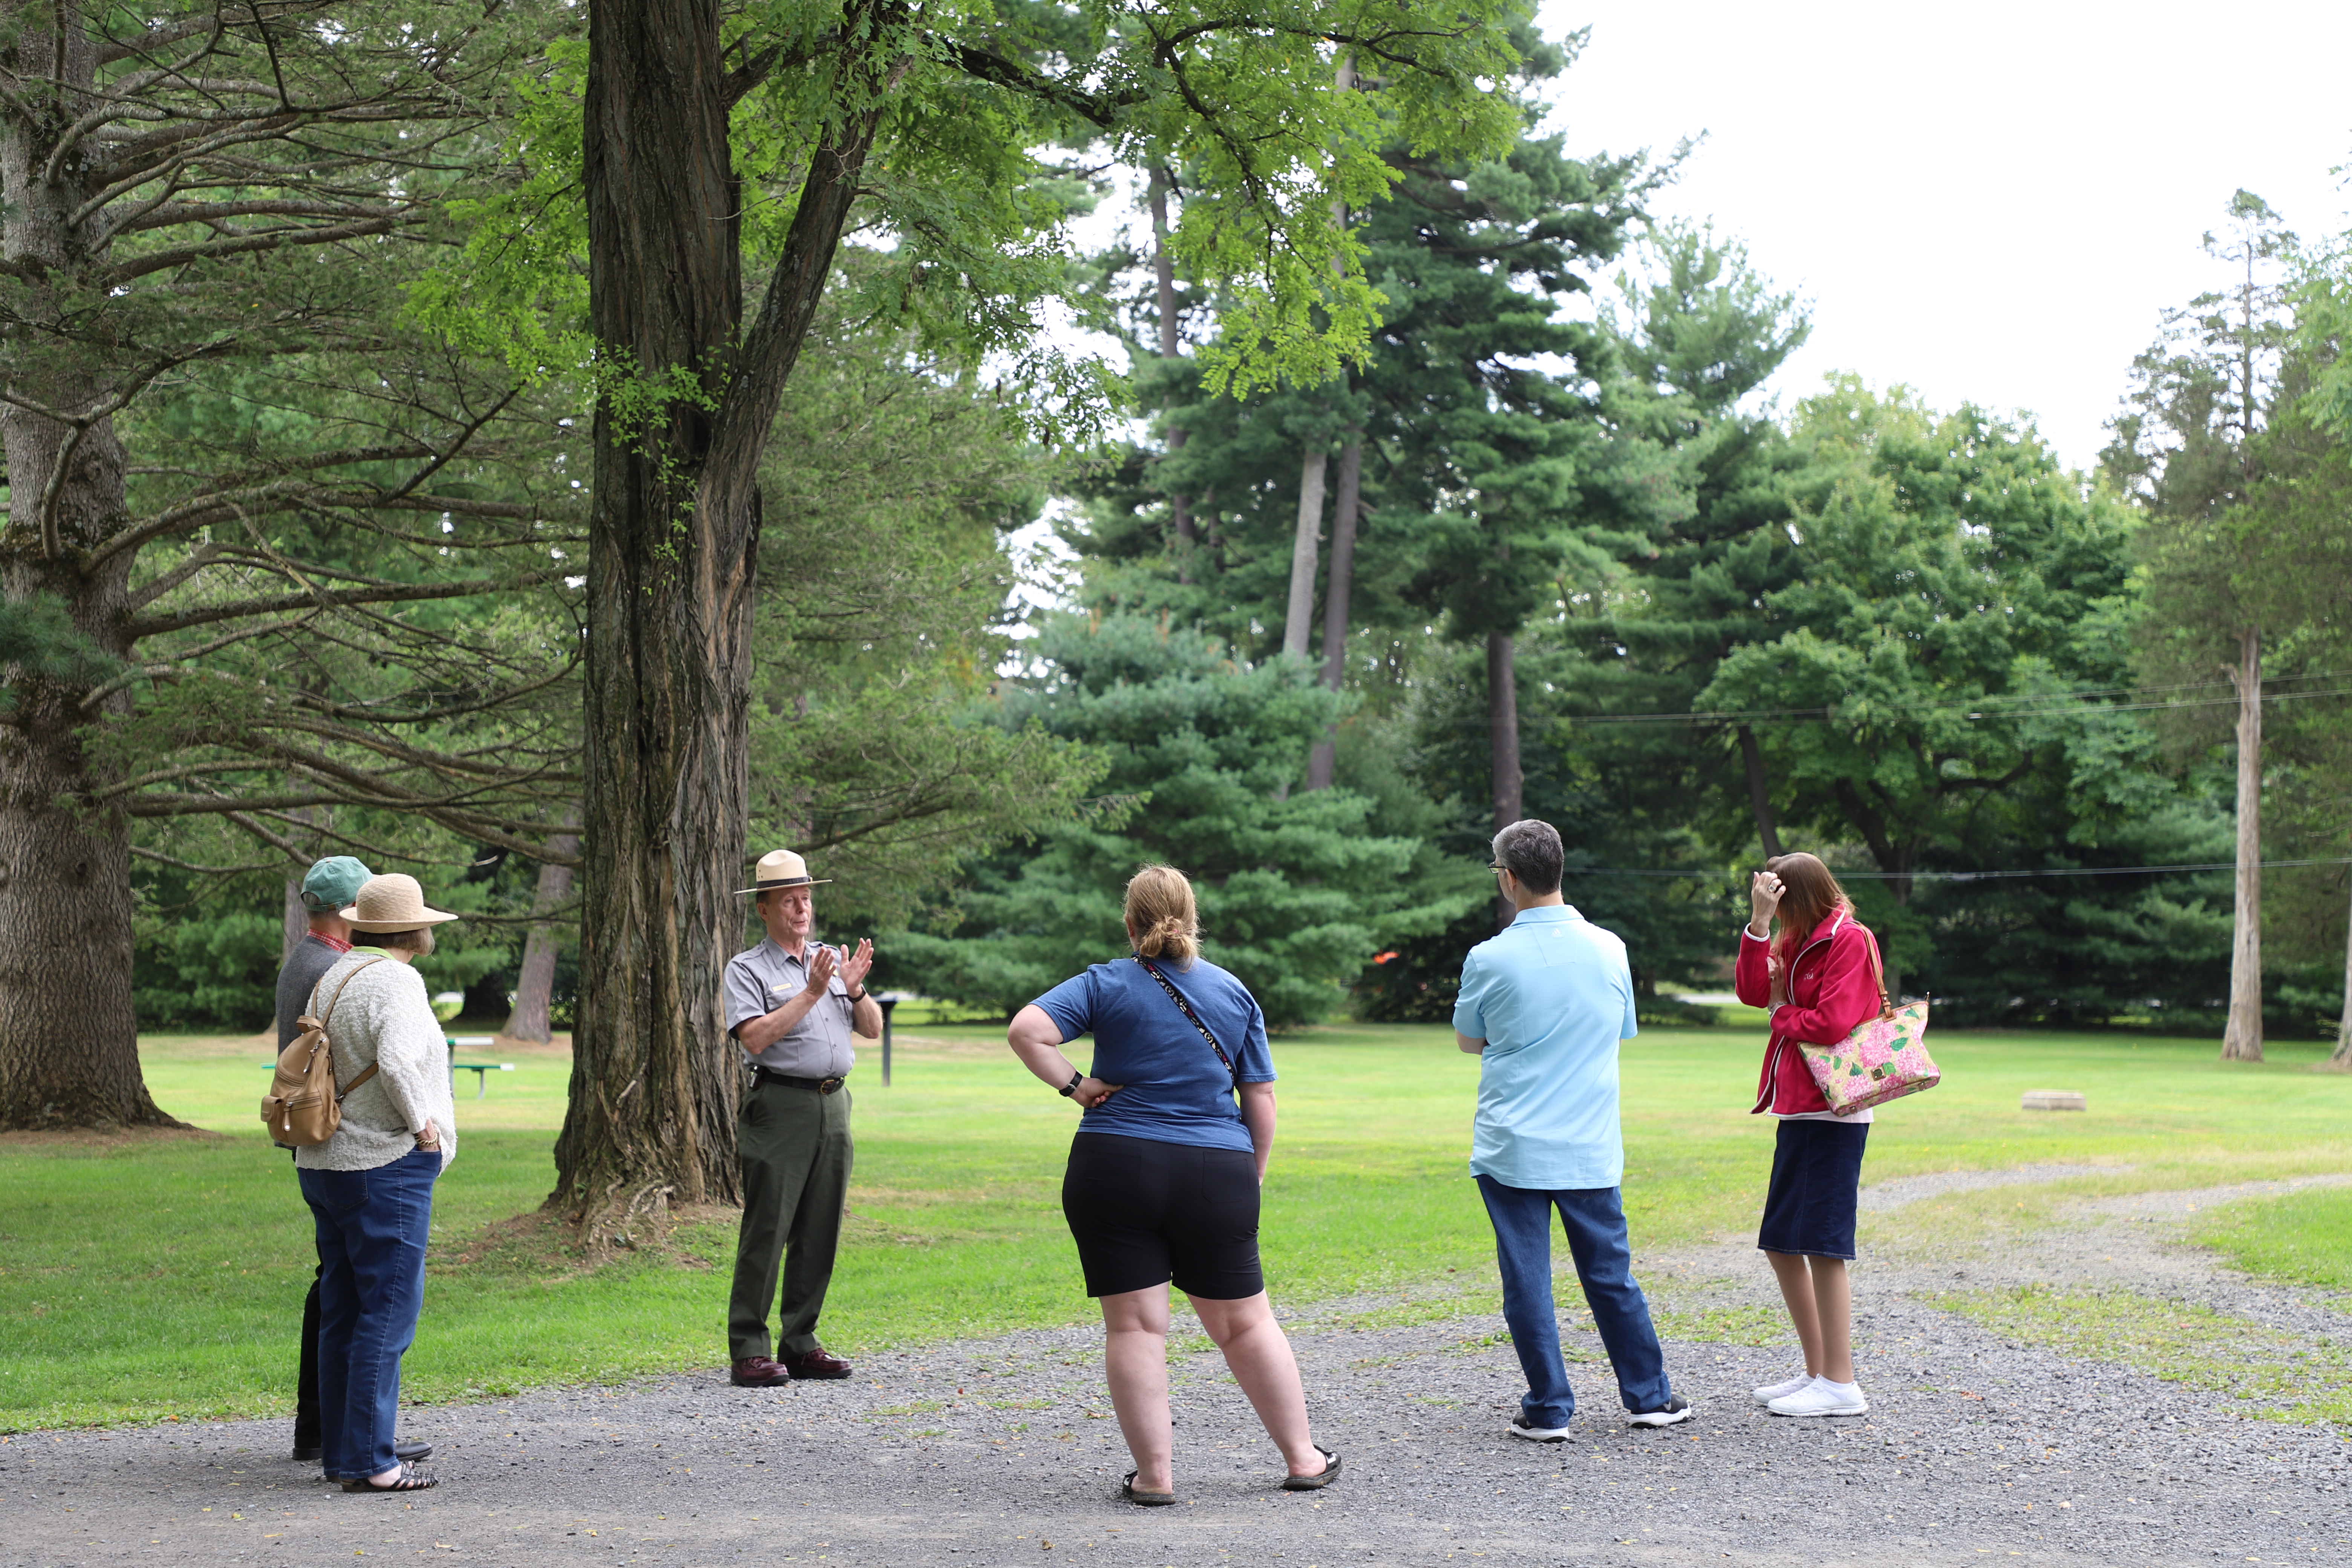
[1058,1070,1084,1098]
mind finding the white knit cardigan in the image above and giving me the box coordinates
[293,950,458,1174]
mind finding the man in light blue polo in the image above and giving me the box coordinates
[1453,818,1689,1438]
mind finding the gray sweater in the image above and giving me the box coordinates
[292,950,458,1174]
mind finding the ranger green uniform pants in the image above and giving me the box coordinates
[727,1080,853,1362]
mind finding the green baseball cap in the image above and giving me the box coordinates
[300,855,374,912]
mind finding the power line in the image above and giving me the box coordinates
[1394,679,2352,730]
[1570,858,2352,882]
[1559,682,2352,729]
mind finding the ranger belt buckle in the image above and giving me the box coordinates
[818,1076,844,1095]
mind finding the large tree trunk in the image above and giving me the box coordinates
[0,7,173,1130]
[504,814,580,1043]
[1282,449,1328,658]
[553,0,884,1248]
[1304,435,1362,791]
[557,0,753,1239]
[2222,628,2264,1062]
[0,554,164,1128]
[1147,168,1194,579]
[1737,725,1783,859]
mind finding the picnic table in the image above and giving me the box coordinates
[264,1035,517,1102]
[444,1035,514,1098]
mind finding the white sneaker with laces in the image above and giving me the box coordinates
[1750,1374,1814,1407]
[1767,1376,1868,1417]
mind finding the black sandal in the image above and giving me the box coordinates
[343,1463,437,1493]
[1280,1446,1341,1491]
[1119,1470,1178,1506]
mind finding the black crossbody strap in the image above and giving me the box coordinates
[1131,954,1239,1093]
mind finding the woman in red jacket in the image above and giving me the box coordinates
[1733,852,1886,1419]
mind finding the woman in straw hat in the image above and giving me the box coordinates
[296,873,462,1492]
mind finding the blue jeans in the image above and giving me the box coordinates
[300,1148,439,1479]
[1476,1175,1672,1427]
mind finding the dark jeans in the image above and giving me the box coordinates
[294,1267,322,1452]
[728,1081,853,1361]
[300,1148,439,1480]
[1476,1175,1672,1428]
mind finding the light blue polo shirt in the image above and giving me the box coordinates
[1452,904,1639,1191]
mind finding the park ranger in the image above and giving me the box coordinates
[722,848,880,1387]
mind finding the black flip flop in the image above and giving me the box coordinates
[1119,1470,1178,1506]
[1280,1446,1341,1491]
[343,1463,436,1493]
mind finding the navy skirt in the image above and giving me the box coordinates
[1758,1118,1869,1259]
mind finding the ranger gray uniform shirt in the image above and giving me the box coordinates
[724,937,858,1079]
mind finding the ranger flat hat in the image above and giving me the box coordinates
[340,872,461,931]
[737,848,831,895]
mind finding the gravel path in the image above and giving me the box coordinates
[8,1168,2351,1568]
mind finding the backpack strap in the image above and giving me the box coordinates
[315,957,390,1101]
[1132,954,1240,1093]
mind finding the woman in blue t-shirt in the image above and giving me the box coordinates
[1007,865,1338,1505]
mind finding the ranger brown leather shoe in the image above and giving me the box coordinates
[730,1356,792,1387]
[782,1348,852,1380]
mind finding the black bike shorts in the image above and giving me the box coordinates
[1060,1131,1265,1300]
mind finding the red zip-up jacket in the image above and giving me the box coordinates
[1733,906,1884,1115]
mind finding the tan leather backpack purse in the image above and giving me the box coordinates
[262,958,387,1149]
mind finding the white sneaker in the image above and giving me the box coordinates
[1507,1416,1572,1442]
[1767,1377,1868,1417]
[1751,1373,1814,1407]
[1627,1395,1693,1428]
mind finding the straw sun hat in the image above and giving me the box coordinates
[340,873,461,932]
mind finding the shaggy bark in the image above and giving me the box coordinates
[551,0,887,1248]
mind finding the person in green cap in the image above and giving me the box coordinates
[276,856,372,1048]
[272,856,429,1472]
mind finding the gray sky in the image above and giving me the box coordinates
[1537,0,2352,469]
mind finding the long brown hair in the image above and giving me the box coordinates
[1766,853,1850,962]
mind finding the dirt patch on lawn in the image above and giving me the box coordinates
[0,1122,222,1150]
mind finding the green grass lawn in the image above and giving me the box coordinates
[3,1018,2348,1431]
[2197,1185,2352,1292]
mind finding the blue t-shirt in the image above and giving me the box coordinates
[1451,905,1640,1191]
[1030,957,1275,1153]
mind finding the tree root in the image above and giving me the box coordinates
[561,1178,681,1260]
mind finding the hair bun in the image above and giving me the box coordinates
[1124,863,1201,966]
